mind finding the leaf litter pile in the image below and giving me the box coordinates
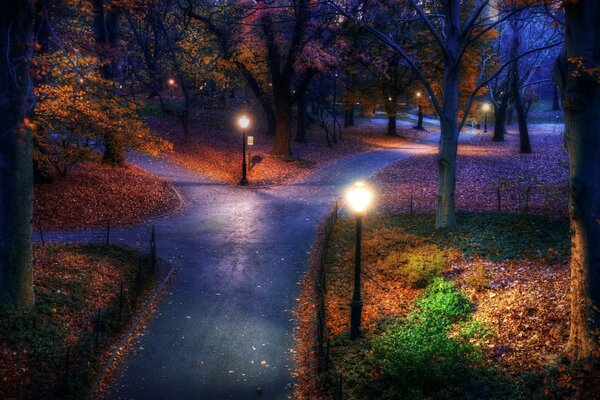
[293,126,600,398]
[34,163,182,231]
[150,115,417,187]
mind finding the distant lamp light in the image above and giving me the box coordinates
[416,91,422,98]
[239,115,250,129]
[167,78,175,86]
[482,103,491,132]
[78,78,84,84]
[388,97,392,101]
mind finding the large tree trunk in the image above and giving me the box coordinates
[555,0,600,366]
[271,89,293,157]
[436,62,460,229]
[493,91,509,142]
[0,0,35,308]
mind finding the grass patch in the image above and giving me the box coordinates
[374,278,486,396]
[382,213,569,263]
[0,244,155,400]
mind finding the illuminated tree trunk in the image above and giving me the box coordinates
[556,0,600,366]
[0,0,35,308]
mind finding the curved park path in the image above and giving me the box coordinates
[47,128,452,399]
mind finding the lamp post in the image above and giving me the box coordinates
[167,78,176,98]
[482,103,491,133]
[415,91,424,130]
[346,181,372,340]
[238,116,250,185]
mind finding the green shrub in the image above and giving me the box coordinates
[381,244,447,288]
[374,279,484,391]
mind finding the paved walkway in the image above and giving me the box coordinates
[83,138,436,400]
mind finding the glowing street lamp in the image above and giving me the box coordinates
[482,103,491,133]
[415,91,424,130]
[238,116,250,185]
[346,181,373,340]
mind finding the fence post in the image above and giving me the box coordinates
[136,256,143,293]
[150,225,157,273]
[496,188,501,212]
[410,195,413,214]
[325,338,330,371]
[106,219,111,245]
[119,280,124,319]
[94,309,101,346]
[37,220,45,246]
[63,347,71,393]
[524,186,531,212]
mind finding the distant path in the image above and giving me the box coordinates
[42,128,483,399]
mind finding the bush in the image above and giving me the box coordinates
[380,244,447,288]
[374,279,484,392]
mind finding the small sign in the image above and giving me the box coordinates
[247,136,254,146]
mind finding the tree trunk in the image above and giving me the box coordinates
[493,93,509,142]
[415,106,424,130]
[506,105,514,125]
[296,91,307,143]
[0,0,35,308]
[510,19,531,154]
[555,0,600,366]
[271,89,293,157]
[552,84,560,111]
[436,62,460,229]
[93,0,125,165]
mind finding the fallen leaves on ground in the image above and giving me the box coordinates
[376,126,569,217]
[150,116,419,187]
[34,162,182,231]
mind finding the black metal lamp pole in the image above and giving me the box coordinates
[240,128,248,185]
[350,212,363,340]
[484,111,488,133]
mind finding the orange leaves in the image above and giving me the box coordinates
[33,162,181,231]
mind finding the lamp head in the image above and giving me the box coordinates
[482,103,491,112]
[347,181,372,214]
[239,115,250,129]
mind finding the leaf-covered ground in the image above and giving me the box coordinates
[376,125,569,216]
[34,163,182,231]
[150,115,421,187]
[0,244,154,400]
